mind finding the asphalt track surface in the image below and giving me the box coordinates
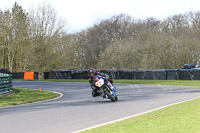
[1,81,200,133]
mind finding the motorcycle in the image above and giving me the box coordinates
[94,75,118,102]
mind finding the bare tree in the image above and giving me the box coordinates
[28,3,67,78]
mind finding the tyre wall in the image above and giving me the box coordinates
[44,68,200,80]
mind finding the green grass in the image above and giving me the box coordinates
[81,98,200,133]
[114,80,200,87]
[0,88,60,107]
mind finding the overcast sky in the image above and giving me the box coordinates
[1,0,200,33]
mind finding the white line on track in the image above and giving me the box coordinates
[74,96,200,133]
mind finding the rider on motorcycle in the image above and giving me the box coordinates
[88,68,113,97]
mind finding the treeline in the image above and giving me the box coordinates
[0,2,66,78]
[1,2,200,78]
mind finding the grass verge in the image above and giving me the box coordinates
[0,88,60,107]
[114,79,200,87]
[81,97,200,133]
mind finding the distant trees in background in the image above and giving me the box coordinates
[0,2,66,78]
[1,2,200,78]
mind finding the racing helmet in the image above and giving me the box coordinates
[88,68,96,77]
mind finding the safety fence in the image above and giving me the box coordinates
[4,65,200,80]
[0,73,13,95]
[44,68,200,80]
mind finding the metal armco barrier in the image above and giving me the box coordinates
[0,73,13,95]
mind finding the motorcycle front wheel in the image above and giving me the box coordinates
[104,89,116,102]
[115,95,118,101]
